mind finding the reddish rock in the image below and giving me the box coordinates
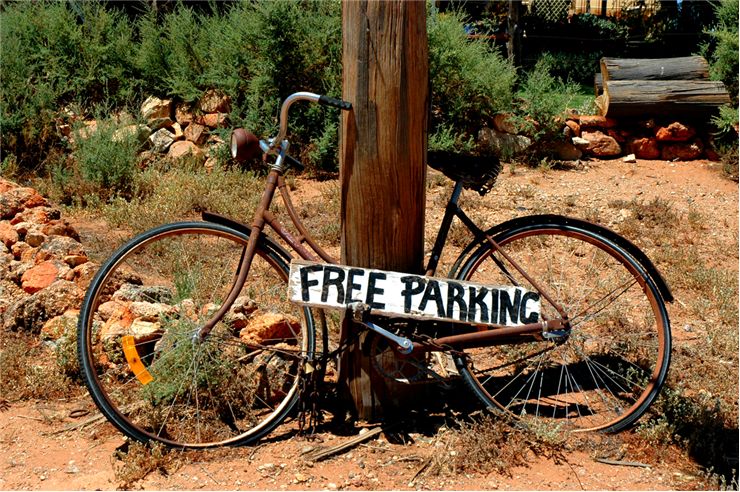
[565,120,581,137]
[35,236,85,263]
[40,309,79,341]
[168,141,205,162]
[627,137,661,160]
[0,179,17,193]
[11,241,31,260]
[175,102,195,127]
[10,206,61,226]
[201,112,229,129]
[198,89,231,114]
[25,231,46,248]
[184,122,208,145]
[171,122,185,141]
[141,96,172,121]
[661,139,704,161]
[66,261,98,290]
[655,122,696,142]
[0,222,19,248]
[0,187,50,220]
[578,115,618,129]
[41,219,80,240]
[607,129,630,143]
[239,312,301,346]
[581,130,622,157]
[21,261,62,294]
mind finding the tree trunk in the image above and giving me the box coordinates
[338,0,428,421]
[600,56,710,82]
[601,80,731,118]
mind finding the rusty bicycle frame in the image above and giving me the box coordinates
[197,92,569,355]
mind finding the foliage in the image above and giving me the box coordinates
[428,8,517,154]
[705,0,739,106]
[509,56,583,156]
[0,1,138,173]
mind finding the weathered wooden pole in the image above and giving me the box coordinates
[338,0,428,420]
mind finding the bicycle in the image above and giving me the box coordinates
[77,91,672,449]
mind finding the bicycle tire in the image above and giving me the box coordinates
[77,221,315,448]
[452,217,671,433]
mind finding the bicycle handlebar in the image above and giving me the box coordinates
[231,91,351,170]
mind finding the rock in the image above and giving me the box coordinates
[0,178,17,193]
[113,124,151,145]
[25,231,46,248]
[149,128,176,153]
[100,304,135,340]
[129,319,163,342]
[129,301,175,321]
[35,236,85,263]
[607,129,629,143]
[0,187,49,220]
[112,283,172,304]
[0,279,25,316]
[661,139,704,161]
[4,280,83,333]
[175,102,195,127]
[581,130,621,157]
[171,122,185,141]
[204,157,218,173]
[201,112,229,129]
[623,154,637,163]
[551,141,582,161]
[11,241,31,259]
[572,136,590,147]
[168,141,205,162]
[98,300,131,322]
[565,120,581,137]
[627,137,661,160]
[184,123,208,145]
[63,255,87,268]
[10,206,61,226]
[492,113,518,134]
[655,122,696,142]
[65,261,98,290]
[239,312,301,346]
[141,96,172,122]
[21,261,67,294]
[0,222,19,248]
[578,115,618,129]
[40,310,79,342]
[478,127,532,157]
[198,89,231,114]
[41,219,80,240]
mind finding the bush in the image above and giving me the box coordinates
[0,1,139,173]
[428,8,517,154]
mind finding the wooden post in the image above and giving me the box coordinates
[338,0,428,421]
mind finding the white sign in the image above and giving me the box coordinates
[288,260,541,327]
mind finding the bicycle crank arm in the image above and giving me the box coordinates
[357,319,413,354]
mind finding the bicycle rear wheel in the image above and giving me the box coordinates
[77,221,314,448]
[453,218,671,432]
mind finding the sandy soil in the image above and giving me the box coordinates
[1,158,736,491]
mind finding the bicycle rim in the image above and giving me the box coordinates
[77,222,314,448]
[454,222,670,432]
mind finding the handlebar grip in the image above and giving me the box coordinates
[318,95,352,111]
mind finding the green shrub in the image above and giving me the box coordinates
[0,1,138,173]
[510,55,583,157]
[705,0,739,106]
[428,8,516,154]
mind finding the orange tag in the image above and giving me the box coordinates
[121,335,154,385]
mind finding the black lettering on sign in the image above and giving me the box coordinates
[490,289,499,324]
[467,286,489,323]
[499,290,522,325]
[400,276,425,313]
[419,280,445,318]
[366,271,386,310]
[446,281,468,321]
[321,266,346,304]
[300,264,324,302]
[346,268,364,303]
[520,291,541,323]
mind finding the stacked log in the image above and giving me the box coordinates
[597,56,730,118]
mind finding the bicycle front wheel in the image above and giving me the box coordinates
[77,221,314,448]
[453,218,671,432]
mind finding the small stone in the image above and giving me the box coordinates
[661,139,704,161]
[572,136,589,147]
[627,137,661,160]
[239,312,301,345]
[168,141,205,162]
[0,222,19,248]
[655,122,696,142]
[64,254,88,268]
[184,123,208,145]
[565,120,581,137]
[175,102,195,127]
[623,153,637,163]
[149,128,175,153]
[491,113,518,134]
[198,89,231,114]
[581,130,621,157]
[578,115,618,128]
[141,96,172,122]
[201,112,229,129]
[171,122,185,141]
[478,127,532,156]
[551,140,582,161]
[21,261,61,294]
[112,124,151,145]
[25,231,46,248]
